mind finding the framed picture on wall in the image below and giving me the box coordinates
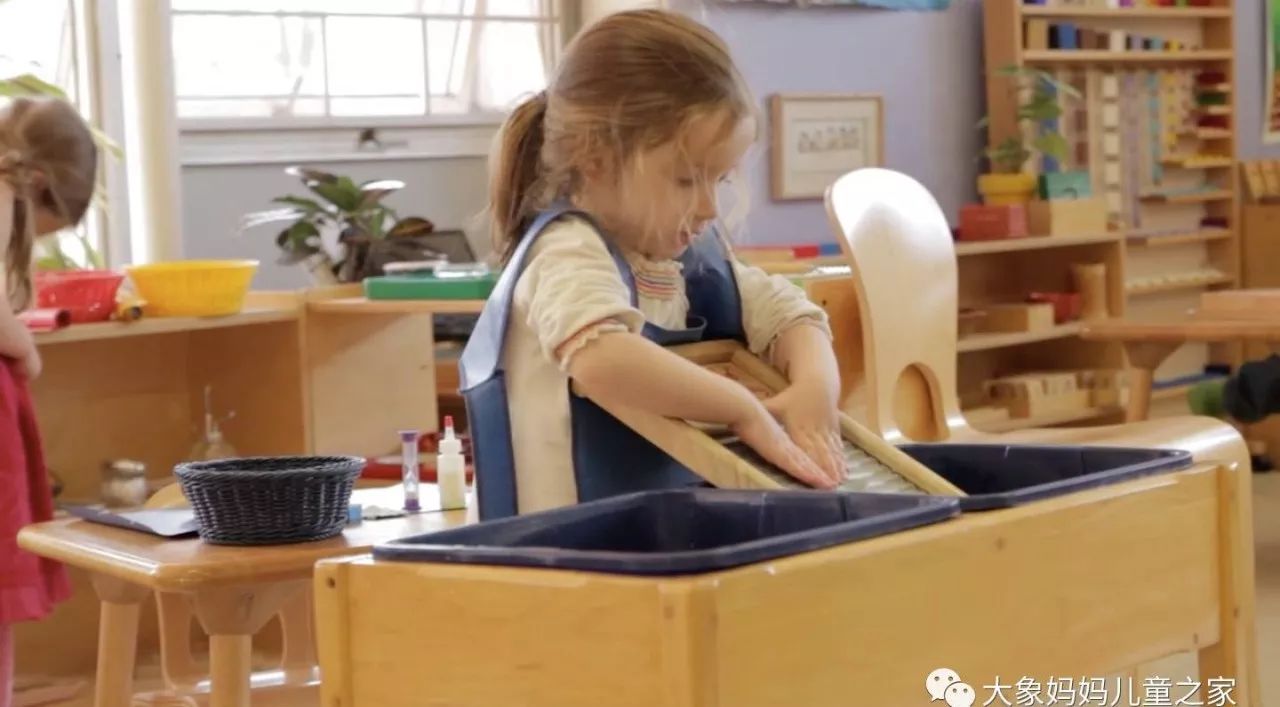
[770,93,883,201]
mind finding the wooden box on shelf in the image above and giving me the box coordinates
[1027,197,1108,237]
[976,302,1056,334]
[1075,369,1127,409]
[986,372,1091,419]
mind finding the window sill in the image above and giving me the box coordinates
[179,120,501,167]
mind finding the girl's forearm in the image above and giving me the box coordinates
[0,306,34,360]
[772,323,840,402]
[567,332,759,424]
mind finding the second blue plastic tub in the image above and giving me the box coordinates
[898,443,1193,511]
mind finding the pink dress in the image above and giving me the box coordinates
[0,357,69,625]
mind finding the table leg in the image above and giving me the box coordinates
[209,636,252,707]
[192,581,308,707]
[277,587,317,684]
[89,574,149,707]
[1122,341,1184,422]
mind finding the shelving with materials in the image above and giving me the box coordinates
[19,285,448,678]
[982,0,1240,419]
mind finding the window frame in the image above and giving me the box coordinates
[168,1,572,156]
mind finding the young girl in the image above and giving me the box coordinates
[0,96,98,706]
[460,9,849,519]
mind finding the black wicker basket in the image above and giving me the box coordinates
[174,456,365,546]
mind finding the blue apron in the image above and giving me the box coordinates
[459,202,746,520]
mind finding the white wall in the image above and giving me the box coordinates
[180,156,492,289]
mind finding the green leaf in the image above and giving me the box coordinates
[240,207,307,232]
[308,177,363,212]
[988,137,1030,173]
[358,179,405,209]
[1033,132,1070,161]
[0,73,67,99]
[276,221,321,256]
[271,195,327,215]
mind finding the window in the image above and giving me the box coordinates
[0,0,119,267]
[169,0,562,127]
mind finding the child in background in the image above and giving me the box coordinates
[0,96,98,707]
[460,9,847,519]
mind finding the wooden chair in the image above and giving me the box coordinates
[823,167,1252,467]
[143,485,317,694]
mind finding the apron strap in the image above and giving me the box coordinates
[460,202,636,390]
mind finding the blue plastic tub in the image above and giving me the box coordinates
[373,488,960,576]
[897,443,1193,511]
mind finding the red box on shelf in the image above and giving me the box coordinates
[958,204,1029,242]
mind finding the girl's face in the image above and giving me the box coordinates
[587,109,755,260]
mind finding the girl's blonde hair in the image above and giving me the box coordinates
[487,9,754,261]
[0,96,99,311]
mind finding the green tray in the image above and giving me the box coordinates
[364,272,497,300]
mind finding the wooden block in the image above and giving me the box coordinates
[1261,161,1280,197]
[1026,19,1050,51]
[1027,197,1109,237]
[1198,290,1280,320]
[1102,74,1120,99]
[986,373,1092,419]
[977,303,1056,334]
[963,405,1010,427]
[1243,204,1280,289]
[1061,23,1079,49]
[1079,28,1098,50]
[1242,162,1266,202]
[1109,30,1126,52]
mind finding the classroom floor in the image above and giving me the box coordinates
[25,474,1280,707]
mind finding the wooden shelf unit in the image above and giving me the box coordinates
[981,0,1239,421]
[1020,7,1231,19]
[953,231,1120,256]
[1022,50,1232,63]
[19,285,459,678]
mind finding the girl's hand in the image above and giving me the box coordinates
[17,346,41,380]
[762,383,845,485]
[730,399,838,490]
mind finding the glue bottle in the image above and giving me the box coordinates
[437,416,467,510]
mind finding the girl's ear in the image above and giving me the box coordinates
[581,153,620,186]
[27,169,47,193]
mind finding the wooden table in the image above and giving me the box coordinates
[17,486,474,707]
[1080,318,1280,422]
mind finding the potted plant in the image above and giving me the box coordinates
[977,65,1080,205]
[240,166,440,284]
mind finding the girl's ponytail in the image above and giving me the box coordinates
[488,91,548,263]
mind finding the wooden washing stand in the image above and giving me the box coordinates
[311,335,1261,705]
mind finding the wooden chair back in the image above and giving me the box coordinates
[824,168,969,442]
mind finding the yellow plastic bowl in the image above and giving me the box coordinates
[124,259,259,317]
